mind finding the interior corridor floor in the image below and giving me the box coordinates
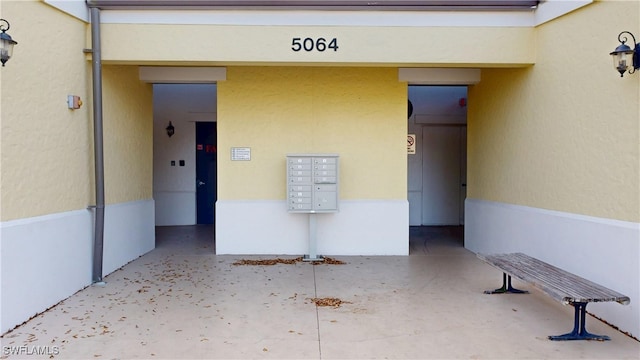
[1,225,638,359]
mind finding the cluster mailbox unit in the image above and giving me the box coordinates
[286,154,339,260]
[287,154,339,213]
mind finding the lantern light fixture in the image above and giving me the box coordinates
[610,31,640,77]
[0,19,18,67]
[166,121,175,137]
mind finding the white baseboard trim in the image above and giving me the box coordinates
[465,198,640,339]
[0,210,92,335]
[216,199,409,255]
[153,191,196,226]
[103,200,156,274]
[0,199,155,334]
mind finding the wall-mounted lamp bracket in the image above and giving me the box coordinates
[0,19,18,67]
[166,121,175,137]
[610,31,640,77]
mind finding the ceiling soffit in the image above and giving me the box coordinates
[86,0,540,11]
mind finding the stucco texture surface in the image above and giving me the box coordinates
[467,0,639,222]
[101,66,154,205]
[99,23,534,67]
[0,1,153,220]
[0,1,91,221]
[217,67,406,201]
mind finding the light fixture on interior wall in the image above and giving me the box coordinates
[0,19,18,67]
[610,31,639,77]
[166,122,175,137]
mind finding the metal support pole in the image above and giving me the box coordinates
[304,213,322,261]
[549,302,611,341]
[90,6,105,284]
[484,273,529,294]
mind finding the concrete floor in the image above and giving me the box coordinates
[1,225,638,359]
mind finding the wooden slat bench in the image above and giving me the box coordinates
[477,252,630,341]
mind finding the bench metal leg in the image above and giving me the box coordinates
[484,273,529,294]
[548,302,610,341]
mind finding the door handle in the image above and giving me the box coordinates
[197,180,205,187]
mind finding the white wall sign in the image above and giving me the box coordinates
[408,134,416,154]
[231,147,251,161]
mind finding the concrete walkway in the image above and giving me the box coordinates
[1,226,638,359]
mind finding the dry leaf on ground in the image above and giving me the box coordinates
[314,257,346,265]
[232,257,345,266]
[309,297,351,308]
[232,257,303,266]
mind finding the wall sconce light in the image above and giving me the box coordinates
[610,31,639,77]
[0,19,18,67]
[166,121,175,137]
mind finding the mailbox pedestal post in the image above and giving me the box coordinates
[286,154,339,261]
[306,213,319,261]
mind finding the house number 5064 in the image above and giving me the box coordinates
[291,37,339,52]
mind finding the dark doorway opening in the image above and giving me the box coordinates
[196,122,217,225]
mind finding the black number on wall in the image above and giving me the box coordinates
[292,37,339,52]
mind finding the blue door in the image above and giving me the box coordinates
[196,122,217,224]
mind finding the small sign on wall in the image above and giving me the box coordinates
[407,134,416,154]
[231,147,251,161]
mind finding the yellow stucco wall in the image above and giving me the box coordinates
[0,2,153,221]
[99,23,534,67]
[101,66,154,204]
[217,67,406,200]
[0,0,91,221]
[467,0,640,222]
